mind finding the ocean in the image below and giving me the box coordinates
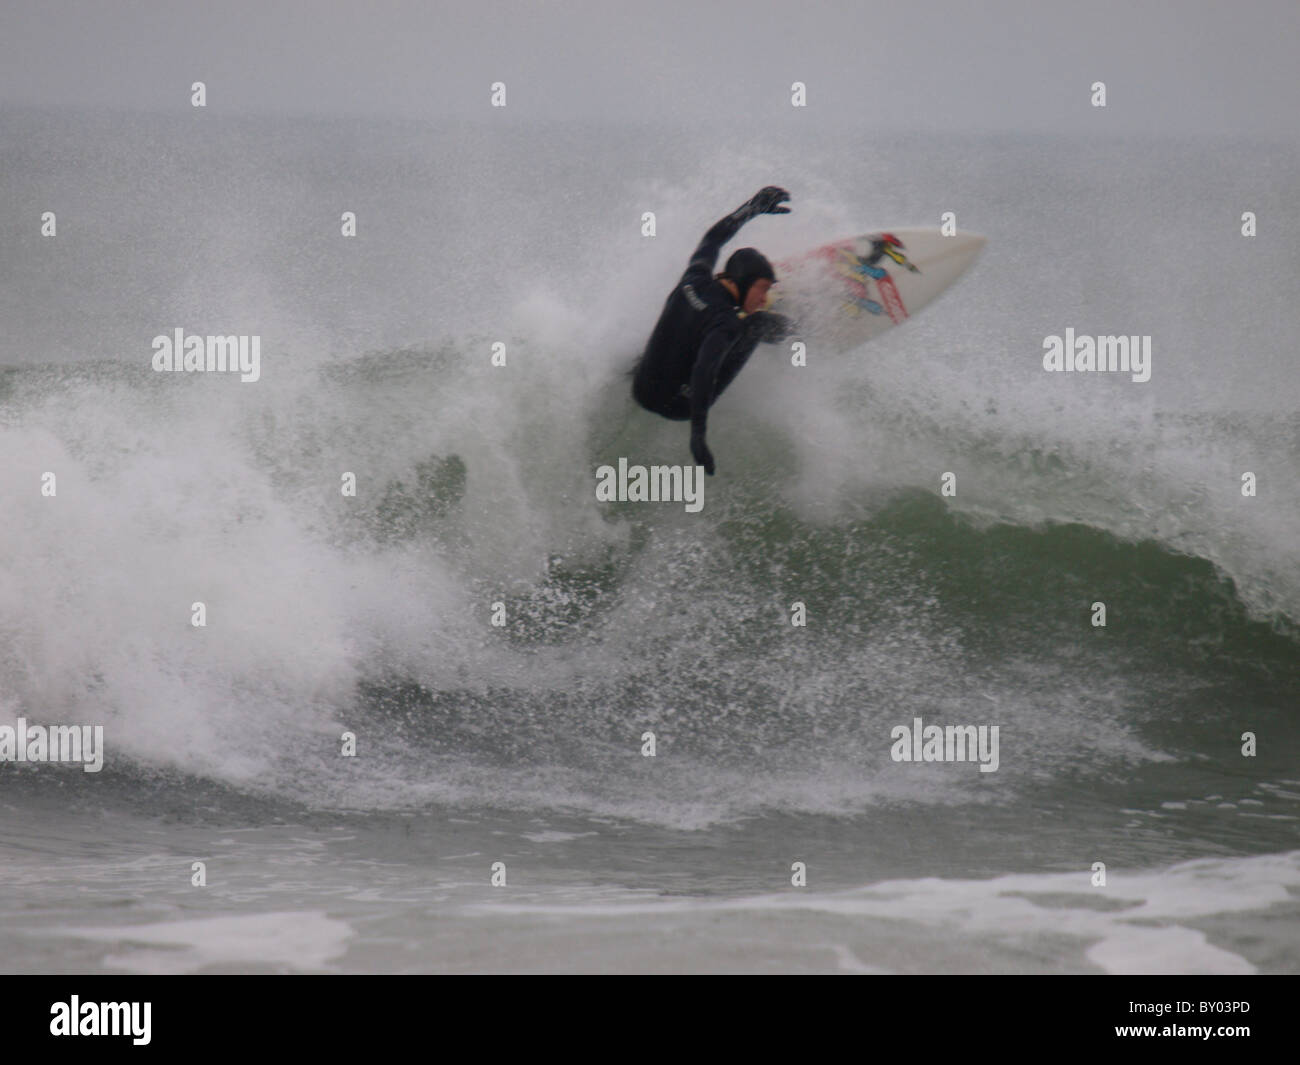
[1,108,1297,973]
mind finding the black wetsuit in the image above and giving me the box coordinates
[631,206,789,440]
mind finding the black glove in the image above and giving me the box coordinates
[690,432,716,476]
[747,186,791,216]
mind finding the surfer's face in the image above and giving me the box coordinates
[743,278,772,313]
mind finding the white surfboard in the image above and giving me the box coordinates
[767,229,985,354]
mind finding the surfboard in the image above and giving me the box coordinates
[766,229,985,354]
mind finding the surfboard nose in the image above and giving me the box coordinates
[948,231,987,269]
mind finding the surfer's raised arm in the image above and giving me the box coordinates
[685,186,792,280]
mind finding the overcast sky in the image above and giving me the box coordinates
[1,0,1297,138]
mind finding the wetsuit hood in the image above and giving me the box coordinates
[720,247,776,306]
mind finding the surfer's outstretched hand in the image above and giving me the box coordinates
[690,431,716,476]
[747,186,791,216]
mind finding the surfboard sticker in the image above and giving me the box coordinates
[770,230,985,355]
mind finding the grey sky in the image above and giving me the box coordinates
[1,0,1297,138]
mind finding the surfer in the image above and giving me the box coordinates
[631,186,795,476]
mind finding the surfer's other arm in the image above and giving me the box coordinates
[688,324,737,475]
[688,310,794,476]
